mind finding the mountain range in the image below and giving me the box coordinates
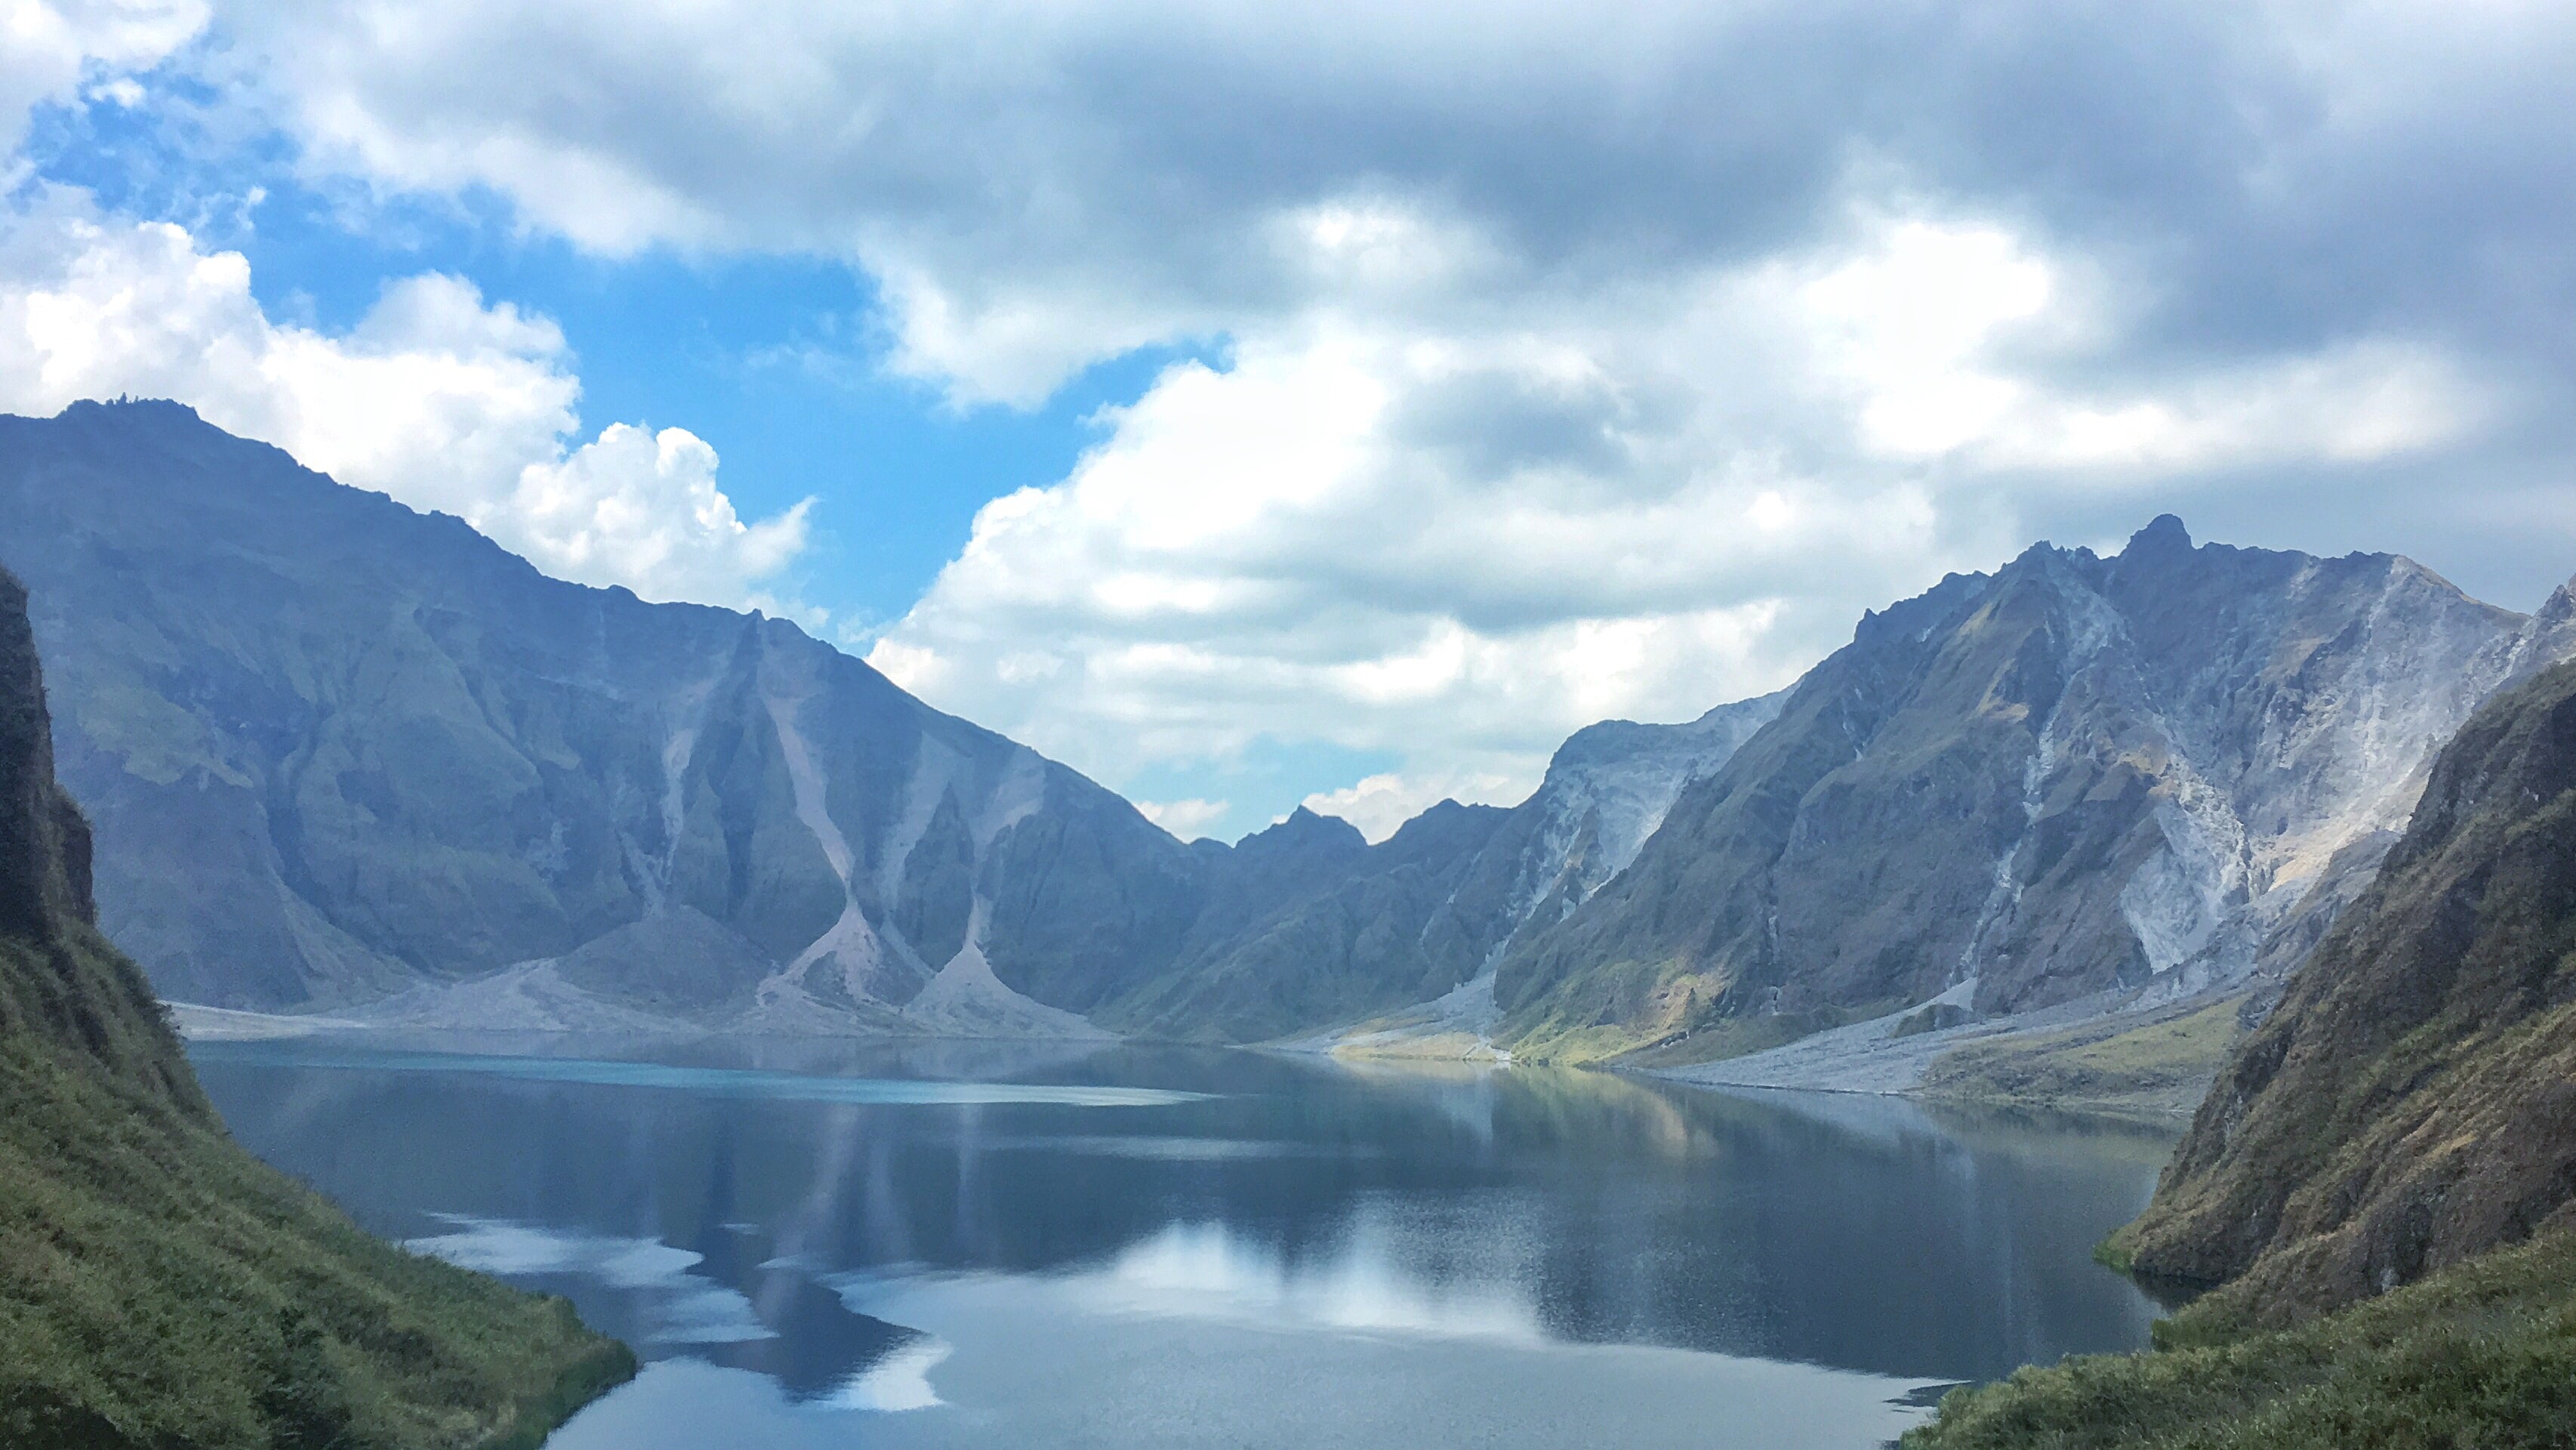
[3,400,2569,1069]
[1499,515,2576,1063]
[0,401,1776,1044]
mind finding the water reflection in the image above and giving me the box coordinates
[1041,1216,1548,1344]
[191,1037,2175,1447]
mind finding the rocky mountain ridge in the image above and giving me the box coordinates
[2120,652,2576,1317]
[1493,517,2561,1063]
[2,401,1210,1034]
[0,401,1779,1040]
[11,402,2565,1061]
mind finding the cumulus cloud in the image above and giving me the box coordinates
[1132,798,1228,841]
[197,2,2576,402]
[861,203,2487,824]
[0,193,811,608]
[513,424,812,609]
[42,0,2576,830]
[0,0,205,155]
[1301,771,1529,846]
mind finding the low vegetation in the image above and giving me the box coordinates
[1919,998,2245,1120]
[1904,1226,2576,1449]
[0,948,633,1449]
[2,566,632,1450]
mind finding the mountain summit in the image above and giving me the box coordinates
[1493,523,2550,1061]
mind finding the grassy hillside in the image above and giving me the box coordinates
[1906,1226,2576,1449]
[1918,998,2246,1121]
[1,566,631,1448]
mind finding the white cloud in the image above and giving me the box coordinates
[1301,770,1531,846]
[1784,214,2482,472]
[27,0,2576,831]
[1132,798,1228,840]
[512,424,812,608]
[864,201,2482,825]
[0,193,811,609]
[0,0,206,154]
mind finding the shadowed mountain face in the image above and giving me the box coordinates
[1,566,631,1448]
[1106,693,1789,1042]
[0,402,1781,1041]
[1495,517,2561,1063]
[2120,656,2576,1319]
[0,401,1203,1026]
[14,402,2556,1060]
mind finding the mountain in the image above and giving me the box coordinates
[0,401,1798,1044]
[1108,693,1786,1043]
[19,401,2552,1066]
[0,400,1208,1029]
[1903,652,2576,1450]
[2118,652,2576,1317]
[1497,517,2541,1063]
[0,565,630,1448]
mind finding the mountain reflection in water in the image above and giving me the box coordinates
[192,1036,2176,1449]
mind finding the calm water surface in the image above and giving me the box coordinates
[190,1036,2177,1448]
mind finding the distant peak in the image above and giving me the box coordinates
[1246,806,1365,850]
[60,396,203,422]
[2125,514,2192,557]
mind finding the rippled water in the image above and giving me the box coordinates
[191,1035,2177,1448]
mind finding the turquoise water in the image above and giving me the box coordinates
[193,1035,2175,1448]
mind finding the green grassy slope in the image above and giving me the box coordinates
[0,566,631,1448]
[1918,998,2247,1121]
[1906,1226,2576,1450]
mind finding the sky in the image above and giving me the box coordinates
[4,2,2573,844]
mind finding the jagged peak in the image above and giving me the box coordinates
[1852,567,1995,650]
[49,396,207,427]
[2124,512,2193,557]
[1240,805,1367,853]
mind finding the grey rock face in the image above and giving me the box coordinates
[0,401,1206,1028]
[1498,517,2557,1059]
[2,400,1772,1044]
[1111,696,1787,1041]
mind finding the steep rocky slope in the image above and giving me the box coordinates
[0,401,1205,1029]
[0,566,630,1448]
[1499,518,2540,1063]
[1905,651,2576,1450]
[1109,693,1785,1042]
[0,400,1790,1042]
[2118,654,2576,1318]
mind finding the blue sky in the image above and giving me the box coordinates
[32,82,1182,633]
[4,1,2573,842]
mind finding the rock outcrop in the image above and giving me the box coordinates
[2120,655,2576,1319]
[0,401,1205,1029]
[1496,518,2541,1062]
